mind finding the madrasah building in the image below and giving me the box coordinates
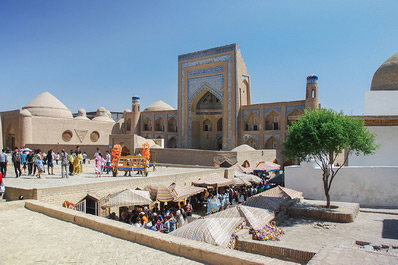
[0,44,319,166]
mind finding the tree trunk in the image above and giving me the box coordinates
[322,169,331,208]
[325,192,331,208]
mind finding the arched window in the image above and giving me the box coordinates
[217,118,223,131]
[264,137,279,149]
[143,117,152,131]
[168,117,177,132]
[203,119,212,131]
[155,117,164,131]
[265,110,281,130]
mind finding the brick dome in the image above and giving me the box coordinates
[371,53,398,91]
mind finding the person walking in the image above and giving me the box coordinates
[105,151,111,174]
[47,149,55,175]
[12,147,22,178]
[94,153,104,177]
[60,149,69,178]
[0,149,8,178]
[35,150,44,179]
[26,151,34,175]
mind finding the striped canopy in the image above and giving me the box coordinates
[255,186,303,200]
[101,189,152,208]
[192,173,233,187]
[145,184,175,202]
[207,205,275,231]
[170,217,244,248]
[243,195,286,212]
[168,183,206,202]
[254,161,280,172]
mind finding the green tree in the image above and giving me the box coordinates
[283,108,378,208]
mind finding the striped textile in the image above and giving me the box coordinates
[169,183,206,202]
[206,207,242,219]
[192,173,233,187]
[145,184,175,202]
[170,217,244,248]
[238,206,275,230]
[255,186,303,200]
[207,205,275,231]
[243,195,286,212]
[102,189,152,208]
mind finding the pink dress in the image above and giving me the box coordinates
[94,157,103,173]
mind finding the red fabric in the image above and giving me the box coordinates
[0,173,2,183]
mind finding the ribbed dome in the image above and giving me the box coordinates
[371,53,398,91]
[22,92,73,119]
[143,100,175,112]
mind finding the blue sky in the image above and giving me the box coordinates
[1,0,397,115]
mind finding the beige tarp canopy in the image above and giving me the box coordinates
[101,189,152,209]
[254,186,303,200]
[207,205,275,230]
[254,161,280,172]
[168,183,206,202]
[170,217,244,248]
[192,173,233,187]
[145,184,175,202]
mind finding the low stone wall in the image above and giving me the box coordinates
[236,238,315,264]
[151,148,276,167]
[6,168,226,208]
[287,200,360,223]
[5,186,38,201]
[24,200,279,265]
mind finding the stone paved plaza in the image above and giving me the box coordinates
[2,162,212,189]
[0,206,202,265]
[240,211,398,253]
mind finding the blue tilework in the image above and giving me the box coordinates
[154,114,165,120]
[242,109,260,119]
[188,66,224,77]
[264,133,281,143]
[178,44,238,62]
[286,105,305,115]
[181,53,233,149]
[264,107,282,117]
[188,74,224,101]
[142,114,152,121]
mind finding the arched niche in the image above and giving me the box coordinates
[244,113,259,131]
[265,110,281,130]
[168,117,177,132]
[155,117,164,131]
[143,117,152,131]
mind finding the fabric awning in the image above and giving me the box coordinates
[254,161,280,172]
[243,195,286,212]
[101,189,152,208]
[168,183,206,202]
[170,217,244,248]
[192,173,233,187]
[207,205,275,230]
[255,186,303,200]
[145,184,176,202]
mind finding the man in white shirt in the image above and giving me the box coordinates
[0,149,8,177]
[105,151,111,174]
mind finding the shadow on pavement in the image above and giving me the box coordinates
[382,219,398,239]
